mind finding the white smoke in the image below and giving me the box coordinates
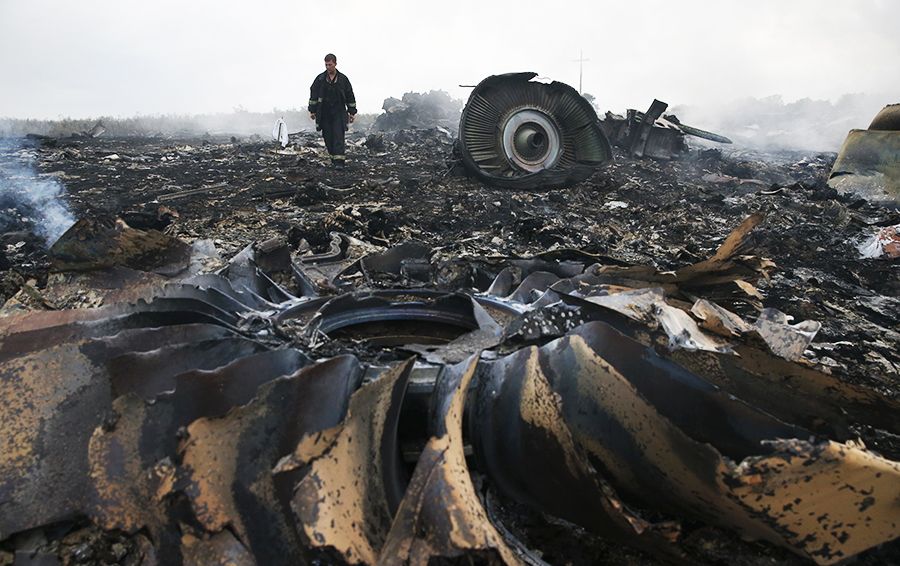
[670,93,895,152]
[0,142,76,246]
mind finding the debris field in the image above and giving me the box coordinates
[1,94,899,566]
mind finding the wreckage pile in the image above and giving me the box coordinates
[1,91,900,565]
[372,90,462,133]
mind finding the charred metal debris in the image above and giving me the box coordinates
[454,74,732,189]
[600,99,733,161]
[829,103,900,205]
[2,77,900,565]
[457,73,613,190]
[2,209,900,566]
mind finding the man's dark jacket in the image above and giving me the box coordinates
[308,70,357,131]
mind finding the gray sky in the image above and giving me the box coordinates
[1,0,898,119]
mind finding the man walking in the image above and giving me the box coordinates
[308,53,357,167]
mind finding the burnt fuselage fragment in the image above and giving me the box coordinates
[457,73,612,189]
[829,103,900,203]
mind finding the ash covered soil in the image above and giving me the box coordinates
[1,129,899,565]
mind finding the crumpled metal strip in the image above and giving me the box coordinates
[0,302,240,365]
[691,300,822,361]
[669,343,900,437]
[292,359,413,565]
[107,337,267,399]
[0,308,121,362]
[180,355,363,564]
[530,323,900,564]
[582,287,732,353]
[752,307,821,361]
[88,323,238,358]
[586,213,773,292]
[557,289,900,437]
[86,348,312,560]
[473,344,656,533]
[379,355,522,565]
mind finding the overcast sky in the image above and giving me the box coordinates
[1,0,898,119]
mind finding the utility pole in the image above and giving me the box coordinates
[572,50,589,94]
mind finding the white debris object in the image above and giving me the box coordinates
[272,117,289,148]
[858,224,900,259]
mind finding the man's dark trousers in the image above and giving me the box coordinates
[320,111,346,162]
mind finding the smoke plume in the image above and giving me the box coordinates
[0,140,76,246]
[671,93,894,152]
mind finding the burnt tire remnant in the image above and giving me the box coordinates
[458,72,612,190]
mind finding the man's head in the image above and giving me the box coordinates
[324,53,337,74]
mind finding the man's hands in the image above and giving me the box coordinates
[308,112,355,123]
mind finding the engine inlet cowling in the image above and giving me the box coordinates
[458,72,612,189]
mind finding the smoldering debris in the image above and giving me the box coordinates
[372,90,462,132]
[1,77,900,565]
[0,140,76,246]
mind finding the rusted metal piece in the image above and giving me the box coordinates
[87,394,185,563]
[180,355,363,564]
[49,216,191,275]
[0,342,111,539]
[180,530,255,566]
[0,313,304,553]
[470,321,794,559]
[727,439,900,563]
[379,355,522,565]
[0,308,116,362]
[292,359,413,564]
[161,348,311,408]
[0,313,236,366]
[458,73,612,190]
[0,302,245,364]
[828,129,900,203]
